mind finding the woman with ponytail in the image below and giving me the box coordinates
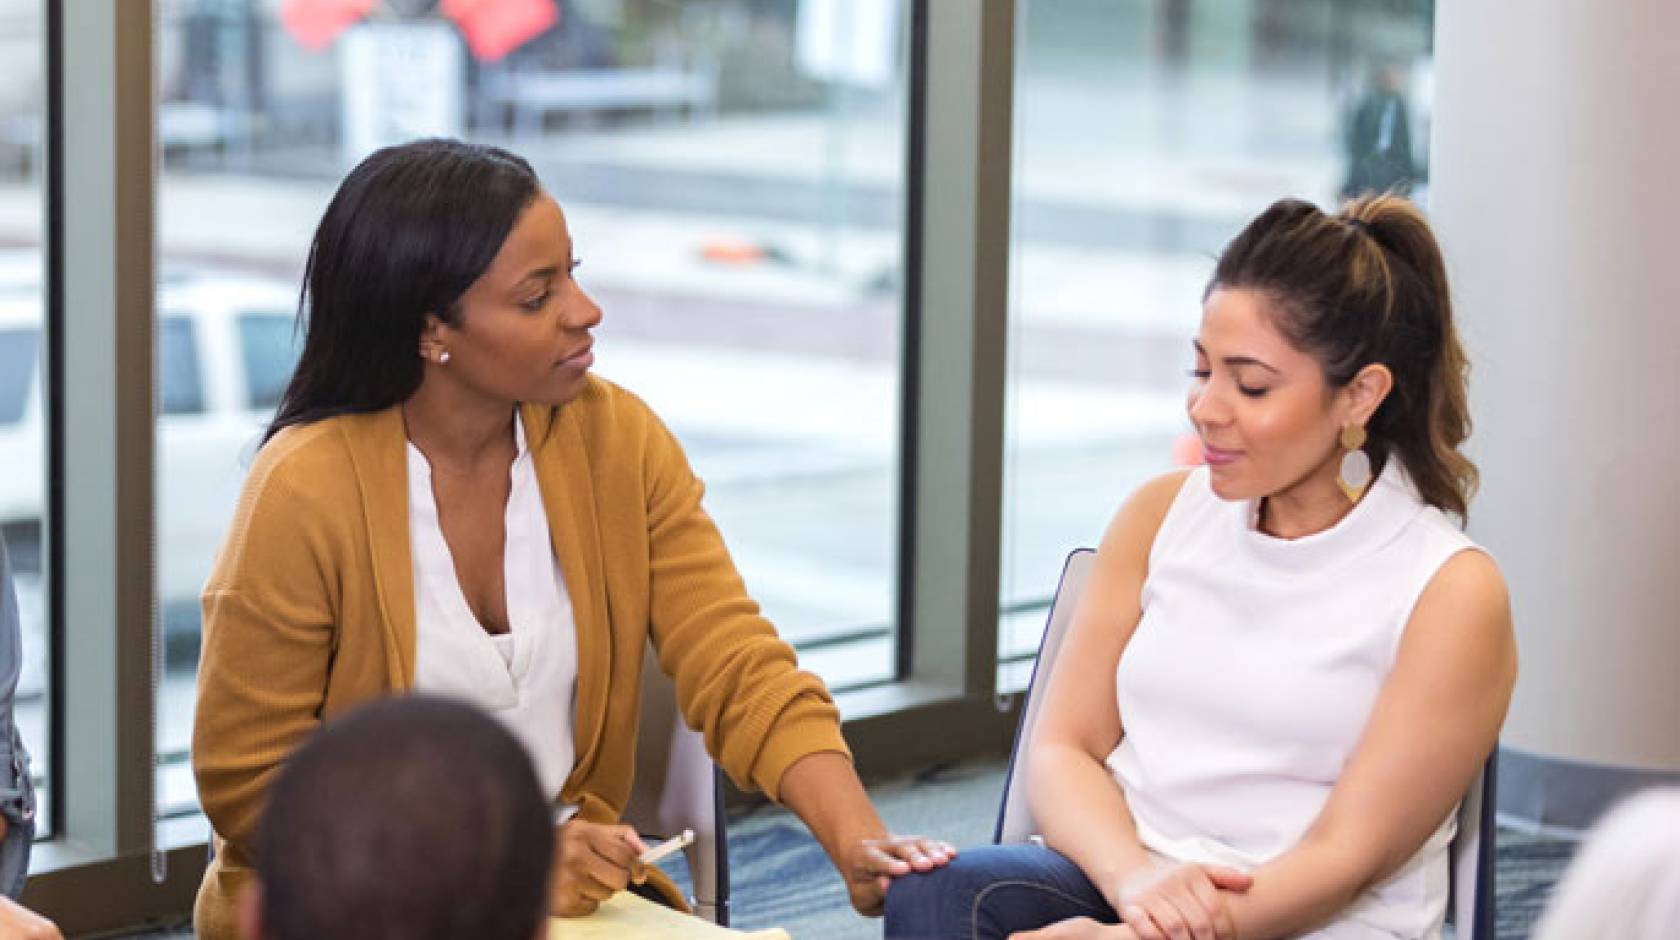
[886,196,1516,940]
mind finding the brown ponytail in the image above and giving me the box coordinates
[1210,195,1478,520]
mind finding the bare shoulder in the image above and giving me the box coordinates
[1131,467,1196,513]
[1100,468,1195,560]
[1418,549,1512,629]
[1405,548,1516,684]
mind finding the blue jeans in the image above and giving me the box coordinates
[0,812,33,899]
[884,844,1119,940]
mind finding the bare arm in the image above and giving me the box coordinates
[777,751,954,917]
[1224,550,1517,939]
[778,752,888,854]
[1028,471,1190,910]
[0,897,61,940]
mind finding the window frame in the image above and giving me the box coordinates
[829,0,1022,776]
[22,1,206,931]
[21,1,1027,930]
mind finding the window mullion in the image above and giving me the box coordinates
[55,0,157,868]
[903,0,1015,697]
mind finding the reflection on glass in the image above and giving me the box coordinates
[999,0,1435,690]
[0,0,49,836]
[155,0,908,835]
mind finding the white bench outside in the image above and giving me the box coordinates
[480,64,719,136]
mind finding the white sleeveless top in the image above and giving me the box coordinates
[1106,462,1479,939]
[407,416,580,822]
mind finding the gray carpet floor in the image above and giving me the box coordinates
[713,761,1577,940]
[112,759,1574,939]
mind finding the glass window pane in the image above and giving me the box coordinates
[157,0,908,837]
[0,0,50,836]
[0,328,38,424]
[236,312,300,412]
[1000,0,1436,690]
[158,315,206,416]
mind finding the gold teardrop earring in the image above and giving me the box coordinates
[1336,424,1371,504]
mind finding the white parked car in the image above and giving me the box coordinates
[0,253,300,694]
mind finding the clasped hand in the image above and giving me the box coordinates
[1112,861,1254,940]
[1010,862,1255,940]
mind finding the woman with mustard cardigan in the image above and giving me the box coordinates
[190,139,953,939]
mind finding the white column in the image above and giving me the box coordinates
[1430,1,1680,831]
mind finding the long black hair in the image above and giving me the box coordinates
[265,138,540,443]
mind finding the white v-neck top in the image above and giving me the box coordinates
[407,416,579,821]
[1108,462,1479,939]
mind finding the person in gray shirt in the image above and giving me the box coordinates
[0,535,36,899]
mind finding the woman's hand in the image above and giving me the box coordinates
[549,819,649,917]
[838,834,957,916]
[0,897,61,940]
[1010,917,1140,940]
[1115,863,1253,940]
[774,751,961,917]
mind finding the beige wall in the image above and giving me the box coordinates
[1430,1,1680,771]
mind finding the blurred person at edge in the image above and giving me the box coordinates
[190,138,954,940]
[1530,789,1680,940]
[885,196,1515,940]
[0,538,53,939]
[1341,59,1421,200]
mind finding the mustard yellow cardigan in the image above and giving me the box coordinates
[191,376,850,939]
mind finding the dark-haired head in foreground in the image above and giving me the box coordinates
[243,696,552,940]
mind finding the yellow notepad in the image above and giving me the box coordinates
[549,891,791,939]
